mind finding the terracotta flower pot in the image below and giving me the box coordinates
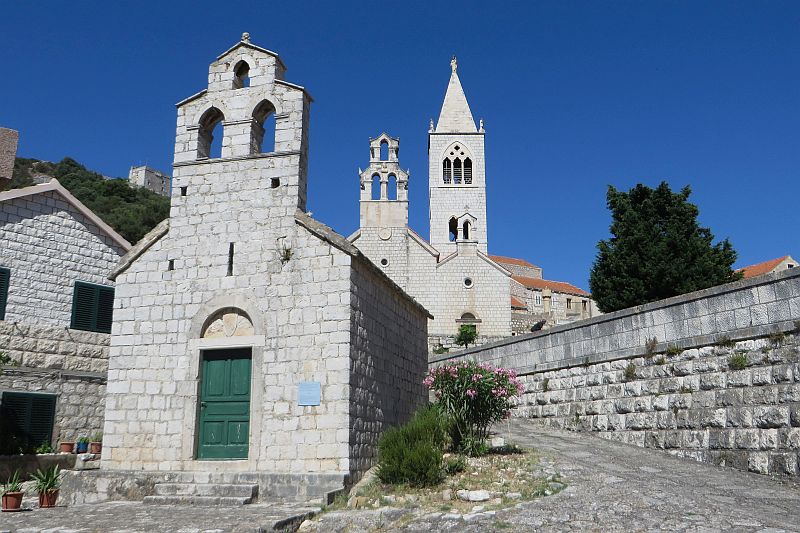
[89,441,102,454]
[59,442,74,454]
[1,491,24,512]
[38,489,59,508]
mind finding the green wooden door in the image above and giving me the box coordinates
[197,348,251,459]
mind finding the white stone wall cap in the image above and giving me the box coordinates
[215,41,287,72]
[175,89,208,108]
[108,218,169,280]
[274,79,314,102]
[347,228,361,242]
[406,228,439,258]
[0,179,132,251]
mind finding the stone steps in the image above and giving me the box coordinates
[143,482,258,506]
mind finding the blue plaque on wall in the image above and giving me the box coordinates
[298,381,321,406]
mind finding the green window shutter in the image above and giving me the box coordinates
[71,281,115,333]
[0,392,57,447]
[96,286,115,334]
[0,267,9,321]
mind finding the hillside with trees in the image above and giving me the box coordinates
[6,157,170,244]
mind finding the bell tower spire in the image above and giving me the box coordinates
[428,57,488,254]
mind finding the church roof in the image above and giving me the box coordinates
[511,296,527,310]
[512,275,590,297]
[489,255,540,269]
[435,57,477,133]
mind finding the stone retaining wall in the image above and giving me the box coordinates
[516,333,800,476]
[431,269,800,476]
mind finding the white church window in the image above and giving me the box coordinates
[442,143,472,185]
[535,294,542,306]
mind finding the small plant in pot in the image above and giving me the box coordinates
[1,470,24,512]
[76,436,90,454]
[89,432,103,454]
[30,465,61,508]
[59,440,75,454]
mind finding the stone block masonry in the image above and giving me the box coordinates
[0,127,18,180]
[0,322,108,444]
[431,268,800,476]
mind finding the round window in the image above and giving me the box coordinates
[464,277,473,288]
[380,258,389,267]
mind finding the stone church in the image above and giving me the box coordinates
[100,35,430,500]
[350,58,598,348]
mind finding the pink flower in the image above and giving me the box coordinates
[423,376,434,388]
[466,389,477,398]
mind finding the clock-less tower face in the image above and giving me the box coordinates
[428,58,487,255]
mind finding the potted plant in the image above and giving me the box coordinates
[59,440,75,454]
[1,470,24,512]
[89,432,103,454]
[30,465,60,508]
[76,436,90,454]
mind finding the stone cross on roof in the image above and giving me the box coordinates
[241,32,251,43]
[451,55,458,73]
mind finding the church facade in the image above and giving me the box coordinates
[350,58,598,348]
[100,36,430,496]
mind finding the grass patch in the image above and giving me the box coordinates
[542,377,550,392]
[665,344,683,357]
[655,356,667,365]
[715,336,735,349]
[768,331,786,346]
[645,337,658,358]
[727,353,748,371]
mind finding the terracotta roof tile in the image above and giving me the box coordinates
[512,275,590,297]
[736,256,790,279]
[490,255,540,269]
[511,296,527,309]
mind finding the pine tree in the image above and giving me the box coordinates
[589,182,740,313]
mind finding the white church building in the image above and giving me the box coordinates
[350,58,598,348]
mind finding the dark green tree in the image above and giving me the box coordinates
[589,182,740,313]
[454,324,478,348]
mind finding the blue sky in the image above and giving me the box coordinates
[2,1,798,288]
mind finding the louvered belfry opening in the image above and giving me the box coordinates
[0,266,9,320]
[70,281,115,333]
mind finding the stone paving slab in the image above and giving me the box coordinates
[304,419,800,532]
[0,500,320,533]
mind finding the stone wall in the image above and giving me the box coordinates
[431,268,800,476]
[348,259,429,479]
[0,322,108,444]
[0,127,18,180]
[0,190,126,326]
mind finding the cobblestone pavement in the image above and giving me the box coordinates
[3,419,799,532]
[0,500,320,533]
[306,419,800,532]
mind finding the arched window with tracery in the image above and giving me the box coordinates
[442,143,473,185]
[464,158,473,184]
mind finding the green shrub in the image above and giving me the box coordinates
[665,344,682,356]
[377,406,448,487]
[644,337,658,357]
[728,353,748,371]
[541,378,550,392]
[623,362,636,381]
[432,345,450,355]
[454,325,478,348]
[443,455,466,475]
[716,336,735,349]
[425,361,524,456]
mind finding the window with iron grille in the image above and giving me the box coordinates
[71,281,114,333]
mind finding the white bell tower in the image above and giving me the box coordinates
[428,57,488,255]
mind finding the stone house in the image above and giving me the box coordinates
[0,179,130,451]
[350,59,597,349]
[101,35,430,499]
[128,165,171,196]
[738,255,797,279]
